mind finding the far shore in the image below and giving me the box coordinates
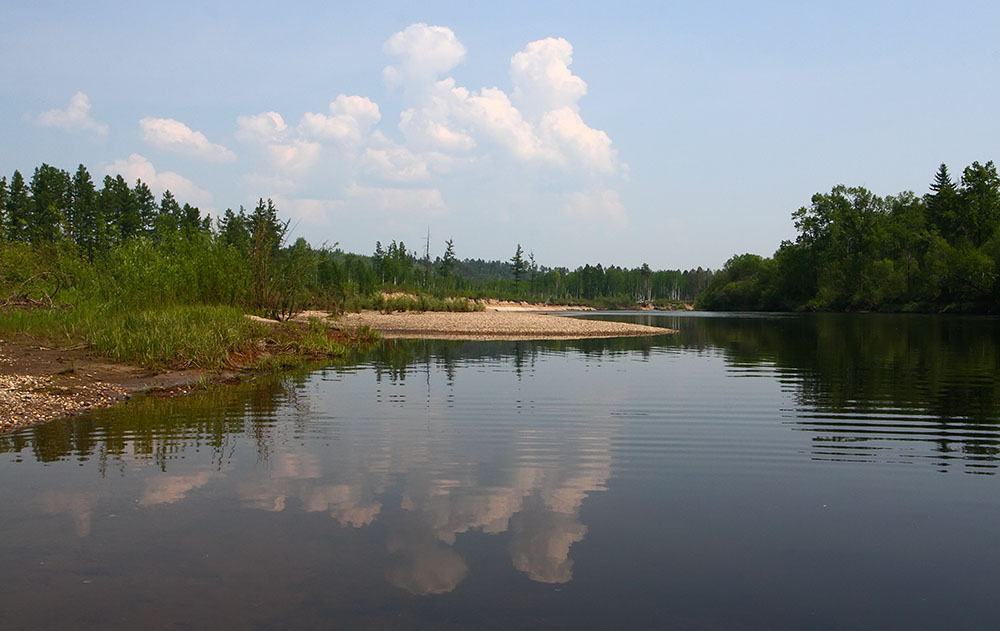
[1,308,674,434]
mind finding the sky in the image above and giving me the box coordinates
[2,1,999,270]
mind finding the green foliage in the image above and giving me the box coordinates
[706,159,1000,313]
[510,244,525,284]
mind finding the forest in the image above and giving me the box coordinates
[698,161,1000,313]
[0,162,709,317]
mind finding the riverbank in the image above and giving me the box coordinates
[328,309,676,340]
[1,309,674,433]
[0,335,236,433]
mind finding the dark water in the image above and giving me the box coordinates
[2,312,1000,630]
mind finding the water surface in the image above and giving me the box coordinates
[2,312,999,629]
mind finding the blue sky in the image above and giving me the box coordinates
[2,1,998,269]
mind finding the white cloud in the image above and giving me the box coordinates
[299,94,381,145]
[510,38,588,120]
[106,153,214,208]
[269,195,345,228]
[267,139,322,173]
[380,32,617,176]
[361,131,434,181]
[563,189,628,228]
[399,107,475,152]
[235,111,288,144]
[539,107,616,173]
[140,117,235,162]
[347,183,446,215]
[383,23,466,87]
[35,91,108,135]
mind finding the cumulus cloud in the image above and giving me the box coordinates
[299,94,381,145]
[510,38,588,120]
[224,25,622,235]
[563,189,627,228]
[35,91,108,135]
[106,153,214,208]
[236,111,288,144]
[140,117,235,162]
[267,139,322,173]
[379,28,617,177]
[539,108,616,173]
[383,23,466,87]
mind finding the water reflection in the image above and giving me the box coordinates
[585,312,1000,471]
[2,314,1000,622]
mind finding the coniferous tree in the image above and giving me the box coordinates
[68,165,99,256]
[28,163,69,244]
[374,241,386,283]
[218,207,251,252]
[180,203,203,238]
[510,244,525,284]
[439,238,456,277]
[154,190,182,242]
[0,176,7,241]
[6,170,31,242]
[133,180,157,238]
[925,163,959,242]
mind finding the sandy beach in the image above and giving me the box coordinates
[329,309,675,340]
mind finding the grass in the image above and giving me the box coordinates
[0,299,383,371]
[0,299,268,368]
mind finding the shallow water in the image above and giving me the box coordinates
[2,312,999,629]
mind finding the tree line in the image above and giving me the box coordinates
[0,162,712,317]
[698,161,1000,313]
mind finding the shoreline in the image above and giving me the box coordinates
[327,308,675,340]
[1,310,675,433]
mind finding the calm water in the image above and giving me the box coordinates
[2,312,1000,629]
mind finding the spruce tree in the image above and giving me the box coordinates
[6,170,30,242]
[0,176,7,241]
[28,163,69,244]
[133,180,157,238]
[510,244,525,284]
[925,163,959,242]
[439,238,456,277]
[69,164,98,256]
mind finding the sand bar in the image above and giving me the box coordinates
[329,310,675,340]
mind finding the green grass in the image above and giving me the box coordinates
[0,300,268,369]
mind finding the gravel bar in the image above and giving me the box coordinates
[331,310,675,340]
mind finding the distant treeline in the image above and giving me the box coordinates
[0,162,711,311]
[698,161,1000,313]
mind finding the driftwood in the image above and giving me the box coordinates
[1,272,67,309]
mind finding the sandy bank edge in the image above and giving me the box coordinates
[327,309,676,341]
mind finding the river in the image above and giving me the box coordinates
[2,312,999,629]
